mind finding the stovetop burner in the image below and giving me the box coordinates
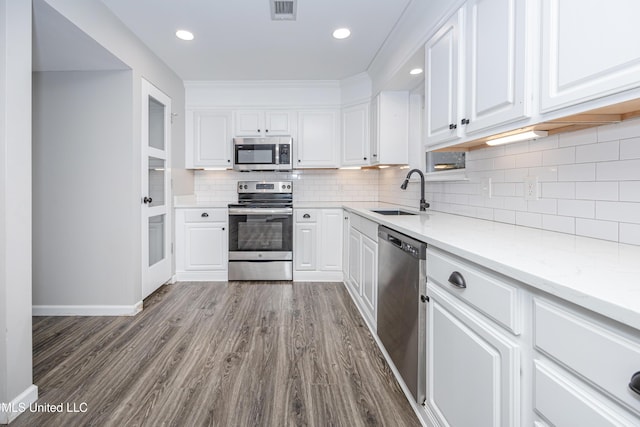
[230,180,293,208]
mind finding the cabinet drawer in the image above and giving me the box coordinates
[534,360,638,426]
[427,247,521,334]
[350,213,378,242]
[534,298,640,415]
[184,209,226,223]
[295,209,317,222]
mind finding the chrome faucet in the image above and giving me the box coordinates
[400,169,430,211]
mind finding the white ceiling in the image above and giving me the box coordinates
[99,0,413,81]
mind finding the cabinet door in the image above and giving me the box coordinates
[425,9,463,146]
[187,110,232,168]
[465,0,527,133]
[342,103,370,166]
[296,110,339,168]
[234,110,263,136]
[377,92,409,165]
[369,96,379,164]
[427,284,520,427]
[184,223,227,270]
[318,209,343,271]
[348,229,361,294]
[264,111,293,135]
[294,223,317,271]
[541,0,640,112]
[361,235,378,324]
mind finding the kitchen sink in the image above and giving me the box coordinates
[371,209,417,216]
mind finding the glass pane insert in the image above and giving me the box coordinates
[148,96,165,150]
[149,214,165,266]
[148,156,165,207]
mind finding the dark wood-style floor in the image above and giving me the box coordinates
[14,282,420,426]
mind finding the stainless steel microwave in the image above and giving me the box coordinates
[232,137,293,171]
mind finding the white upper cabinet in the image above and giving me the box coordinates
[370,91,409,165]
[540,0,640,112]
[341,103,370,167]
[234,110,294,137]
[186,109,232,168]
[425,0,529,147]
[464,0,527,133]
[296,110,339,168]
[425,10,462,146]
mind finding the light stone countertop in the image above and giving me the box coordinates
[343,203,640,331]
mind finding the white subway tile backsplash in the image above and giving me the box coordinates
[515,151,543,168]
[620,181,640,202]
[620,137,640,160]
[558,163,596,182]
[597,159,640,181]
[596,201,640,224]
[516,211,542,228]
[558,199,595,218]
[542,147,575,165]
[575,218,619,241]
[558,128,598,147]
[597,119,640,142]
[541,182,575,199]
[494,209,516,224]
[527,198,557,215]
[576,182,619,201]
[542,215,575,234]
[620,223,640,245]
[505,141,530,155]
[575,140,619,163]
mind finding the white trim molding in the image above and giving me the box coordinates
[0,385,38,424]
[32,301,143,317]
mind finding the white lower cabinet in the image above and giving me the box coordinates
[426,285,520,426]
[175,208,228,281]
[293,208,342,281]
[343,211,378,330]
[423,246,522,427]
[532,297,640,426]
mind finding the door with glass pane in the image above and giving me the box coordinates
[141,79,172,299]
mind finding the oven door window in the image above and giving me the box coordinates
[235,144,276,165]
[229,214,292,252]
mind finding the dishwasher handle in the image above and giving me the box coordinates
[388,234,403,249]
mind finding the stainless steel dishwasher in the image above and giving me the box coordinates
[377,225,427,404]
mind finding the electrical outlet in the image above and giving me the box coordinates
[481,178,492,198]
[524,176,538,200]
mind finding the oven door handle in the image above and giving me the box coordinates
[228,208,293,215]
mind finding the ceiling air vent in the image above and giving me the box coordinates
[270,0,297,21]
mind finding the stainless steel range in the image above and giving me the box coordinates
[228,181,293,281]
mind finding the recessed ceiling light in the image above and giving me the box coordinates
[175,30,194,41]
[332,28,351,39]
[409,68,423,75]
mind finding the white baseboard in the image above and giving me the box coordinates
[175,270,228,281]
[32,301,143,316]
[0,384,38,424]
[293,270,344,282]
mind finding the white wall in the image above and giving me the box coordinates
[0,0,37,423]
[33,71,136,307]
[31,0,188,311]
[380,119,640,245]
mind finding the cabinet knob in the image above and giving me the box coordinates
[257,129,261,133]
[364,157,367,161]
[227,159,231,163]
[629,372,640,395]
[265,129,269,133]
[222,227,225,231]
[298,159,301,163]
[449,123,457,130]
[448,271,466,289]
[373,154,378,157]
[201,212,209,217]
[143,196,153,204]
[420,295,429,303]
[461,118,470,125]
[303,213,311,219]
